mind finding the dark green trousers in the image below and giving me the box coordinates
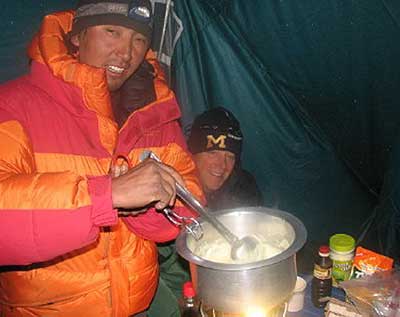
[146,242,191,317]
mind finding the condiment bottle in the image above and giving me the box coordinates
[329,233,355,285]
[181,281,201,317]
[311,245,332,308]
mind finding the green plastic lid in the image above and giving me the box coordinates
[329,234,355,252]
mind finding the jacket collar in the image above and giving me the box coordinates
[27,10,114,120]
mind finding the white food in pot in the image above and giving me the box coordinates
[188,213,295,264]
[193,233,291,264]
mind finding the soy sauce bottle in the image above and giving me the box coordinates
[311,245,332,308]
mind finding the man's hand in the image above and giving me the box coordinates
[111,159,185,211]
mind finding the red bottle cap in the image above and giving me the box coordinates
[183,281,196,298]
[319,245,330,256]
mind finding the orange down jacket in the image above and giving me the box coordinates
[0,10,203,317]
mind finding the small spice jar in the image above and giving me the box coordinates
[329,233,355,285]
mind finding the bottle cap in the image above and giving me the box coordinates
[183,281,196,298]
[329,234,355,252]
[318,245,330,256]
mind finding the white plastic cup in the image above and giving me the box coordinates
[287,276,307,312]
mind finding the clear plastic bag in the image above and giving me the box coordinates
[340,269,400,316]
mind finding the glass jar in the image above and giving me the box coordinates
[329,234,355,285]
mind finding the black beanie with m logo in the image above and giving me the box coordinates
[187,107,243,158]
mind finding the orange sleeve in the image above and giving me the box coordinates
[0,117,117,265]
[0,119,89,210]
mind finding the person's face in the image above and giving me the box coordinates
[71,25,149,92]
[193,150,236,193]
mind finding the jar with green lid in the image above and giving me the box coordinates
[329,233,355,285]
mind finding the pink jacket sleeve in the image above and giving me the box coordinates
[123,206,196,243]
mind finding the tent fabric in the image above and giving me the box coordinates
[375,137,400,262]
[0,2,75,83]
[1,0,400,266]
[171,0,400,264]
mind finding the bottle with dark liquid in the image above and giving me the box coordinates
[311,245,333,308]
[181,281,201,317]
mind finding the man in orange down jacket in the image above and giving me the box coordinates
[0,0,203,316]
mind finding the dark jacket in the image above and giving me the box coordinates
[206,168,264,210]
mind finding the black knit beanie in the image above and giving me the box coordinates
[187,107,243,158]
[71,0,153,40]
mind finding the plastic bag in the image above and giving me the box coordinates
[352,246,393,279]
[340,268,400,316]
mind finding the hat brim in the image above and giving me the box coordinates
[71,14,152,40]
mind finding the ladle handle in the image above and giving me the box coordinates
[141,150,239,244]
[174,182,238,244]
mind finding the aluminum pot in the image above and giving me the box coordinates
[175,206,307,313]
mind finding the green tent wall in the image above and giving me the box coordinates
[171,0,400,265]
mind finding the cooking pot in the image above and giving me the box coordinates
[175,206,307,313]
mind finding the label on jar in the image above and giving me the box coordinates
[332,259,352,282]
[313,264,332,280]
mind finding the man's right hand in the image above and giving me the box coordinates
[111,159,184,211]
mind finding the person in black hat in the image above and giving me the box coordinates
[146,108,265,317]
[0,1,204,316]
[188,107,264,210]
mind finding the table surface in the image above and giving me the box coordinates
[286,275,345,317]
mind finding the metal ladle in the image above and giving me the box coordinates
[141,150,260,261]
